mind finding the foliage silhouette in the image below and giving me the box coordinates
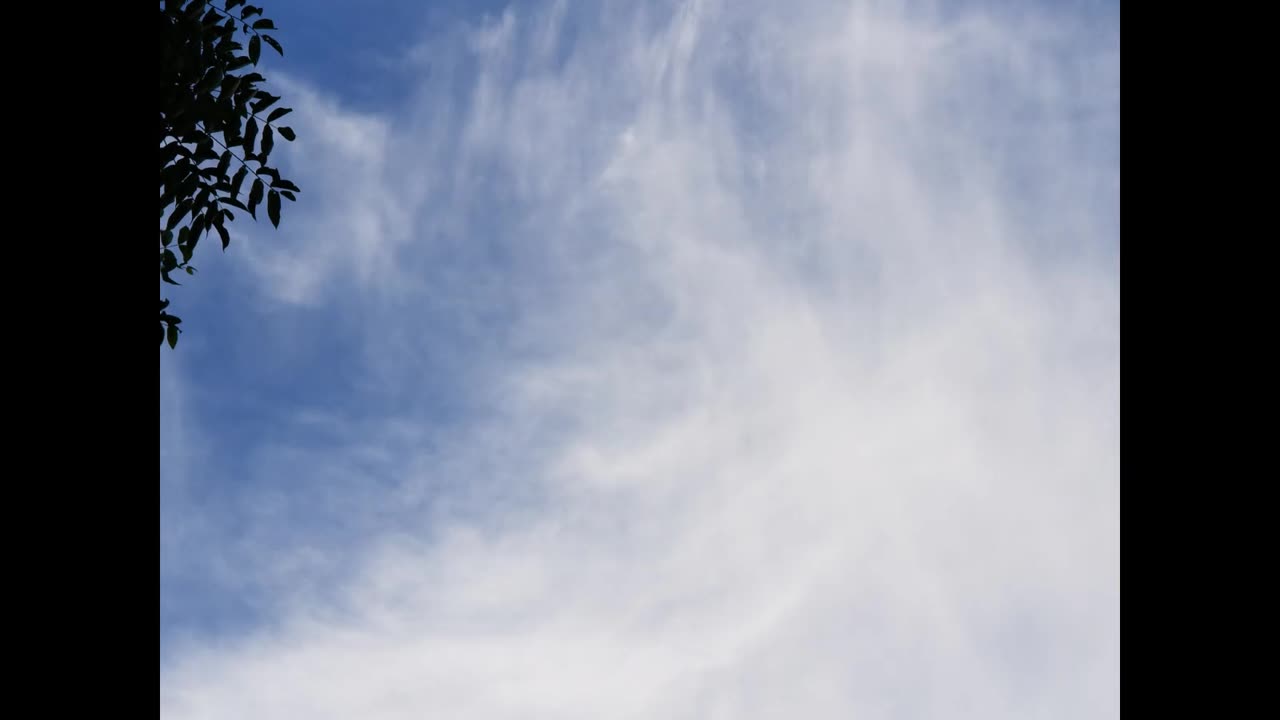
[160,0,300,347]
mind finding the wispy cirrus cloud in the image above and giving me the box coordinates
[160,0,1118,717]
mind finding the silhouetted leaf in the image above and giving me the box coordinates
[253,93,280,113]
[189,213,206,243]
[267,107,292,122]
[263,35,283,56]
[229,165,249,201]
[217,223,231,249]
[195,67,224,94]
[168,324,180,349]
[249,34,261,65]
[216,150,233,178]
[277,126,295,141]
[261,125,274,159]
[267,190,281,227]
[243,117,258,154]
[252,19,275,30]
[249,178,264,217]
[166,202,191,230]
[194,142,218,163]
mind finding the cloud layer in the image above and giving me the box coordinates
[160,0,1119,717]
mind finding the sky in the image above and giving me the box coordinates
[160,0,1119,717]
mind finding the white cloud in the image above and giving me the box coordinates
[231,75,417,305]
[161,0,1118,717]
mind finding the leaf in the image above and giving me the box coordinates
[267,190,281,228]
[189,214,206,244]
[252,19,276,30]
[230,164,249,198]
[160,142,184,167]
[178,173,201,200]
[194,146,219,165]
[277,126,296,141]
[216,150,233,178]
[263,35,284,56]
[168,144,196,162]
[243,117,258,154]
[227,56,252,72]
[249,34,261,65]
[166,202,191,230]
[161,229,174,247]
[217,223,231,249]
[168,324,180,349]
[253,93,280,113]
[249,178,264,217]
[260,125,274,159]
[241,5,261,19]
[273,179,300,192]
[226,0,246,9]
[280,190,296,202]
[195,67,224,94]
[267,107,292,122]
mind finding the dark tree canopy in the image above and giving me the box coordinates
[161,0,300,348]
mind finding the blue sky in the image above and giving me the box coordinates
[160,1,1118,716]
